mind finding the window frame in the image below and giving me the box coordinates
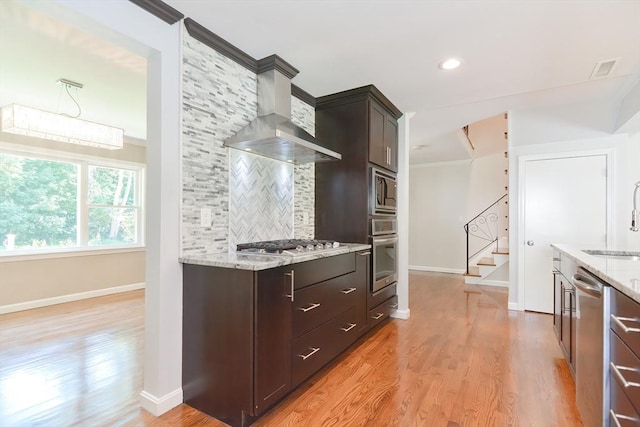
[0,142,145,260]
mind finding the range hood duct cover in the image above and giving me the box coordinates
[224,55,341,164]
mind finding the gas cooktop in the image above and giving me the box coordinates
[236,239,340,255]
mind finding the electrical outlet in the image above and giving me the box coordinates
[200,208,212,227]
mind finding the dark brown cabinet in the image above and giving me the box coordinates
[368,101,398,172]
[254,266,292,414]
[182,251,370,427]
[315,85,402,243]
[609,287,640,425]
[552,251,576,377]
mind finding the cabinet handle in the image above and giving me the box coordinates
[610,362,640,389]
[371,312,384,320]
[340,323,356,332]
[389,303,398,309]
[610,409,639,427]
[341,287,357,294]
[298,347,320,360]
[386,146,391,165]
[297,303,321,312]
[611,314,640,333]
[358,251,371,256]
[285,270,294,302]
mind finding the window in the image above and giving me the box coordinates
[0,150,144,255]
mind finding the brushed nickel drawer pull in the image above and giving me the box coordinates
[298,303,321,312]
[610,362,640,389]
[372,313,384,320]
[609,409,639,427]
[389,303,398,309]
[611,314,640,333]
[358,251,371,256]
[340,323,356,332]
[341,287,357,294]
[298,347,320,360]
[285,270,295,302]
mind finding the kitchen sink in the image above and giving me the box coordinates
[582,249,640,261]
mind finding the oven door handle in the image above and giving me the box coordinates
[373,236,398,245]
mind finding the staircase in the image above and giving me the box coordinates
[464,237,509,285]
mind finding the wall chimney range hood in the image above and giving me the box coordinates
[224,55,341,164]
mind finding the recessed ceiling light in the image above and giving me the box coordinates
[245,148,252,152]
[438,58,462,70]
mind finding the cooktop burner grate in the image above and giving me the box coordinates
[236,239,339,254]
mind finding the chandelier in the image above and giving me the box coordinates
[0,79,124,150]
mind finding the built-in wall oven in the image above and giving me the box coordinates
[371,218,398,293]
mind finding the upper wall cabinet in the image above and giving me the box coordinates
[316,85,402,175]
[369,100,398,172]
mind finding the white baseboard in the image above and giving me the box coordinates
[391,308,410,320]
[508,301,520,311]
[476,280,509,288]
[140,387,183,416]
[0,282,145,314]
[409,265,465,275]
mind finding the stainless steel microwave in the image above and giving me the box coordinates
[371,167,397,215]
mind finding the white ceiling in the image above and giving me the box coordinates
[1,0,639,163]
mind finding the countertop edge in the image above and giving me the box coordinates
[179,243,371,271]
[551,243,640,303]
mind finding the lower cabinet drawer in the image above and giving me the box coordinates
[610,289,640,359]
[368,295,398,329]
[291,307,359,387]
[609,376,640,426]
[293,272,358,338]
[610,330,640,413]
[369,283,396,310]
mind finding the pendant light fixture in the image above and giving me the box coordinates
[0,78,124,150]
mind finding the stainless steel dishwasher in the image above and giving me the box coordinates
[573,267,609,427]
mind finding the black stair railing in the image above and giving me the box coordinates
[463,194,508,274]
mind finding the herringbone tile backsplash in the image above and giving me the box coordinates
[229,151,294,250]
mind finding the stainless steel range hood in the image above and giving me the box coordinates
[224,56,341,164]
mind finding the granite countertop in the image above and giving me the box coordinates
[179,243,371,271]
[552,243,640,303]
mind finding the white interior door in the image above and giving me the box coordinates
[523,154,607,313]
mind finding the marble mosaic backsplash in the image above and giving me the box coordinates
[181,26,316,255]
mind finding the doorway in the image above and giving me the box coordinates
[518,151,610,313]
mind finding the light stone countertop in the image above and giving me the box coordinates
[551,243,640,303]
[179,243,371,271]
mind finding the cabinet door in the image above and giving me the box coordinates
[384,115,398,172]
[368,101,386,168]
[553,272,561,340]
[355,250,370,335]
[560,280,572,362]
[254,267,292,415]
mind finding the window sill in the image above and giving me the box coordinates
[0,246,146,263]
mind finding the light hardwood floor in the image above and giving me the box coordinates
[0,272,582,426]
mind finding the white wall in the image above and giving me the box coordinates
[508,98,640,308]
[409,150,506,272]
[42,0,184,416]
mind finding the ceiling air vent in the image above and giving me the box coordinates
[590,58,620,79]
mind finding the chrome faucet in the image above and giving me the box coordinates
[632,181,640,232]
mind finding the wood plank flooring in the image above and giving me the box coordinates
[0,271,582,426]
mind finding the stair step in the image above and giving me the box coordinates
[477,257,496,267]
[492,250,509,255]
[464,272,481,278]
